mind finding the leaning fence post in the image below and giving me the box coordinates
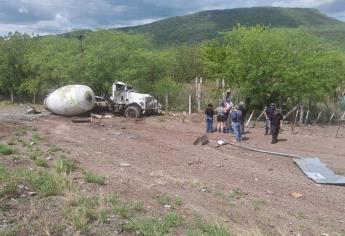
[246,110,255,127]
[304,109,309,125]
[323,112,335,136]
[335,119,342,138]
[314,111,322,125]
[253,108,266,128]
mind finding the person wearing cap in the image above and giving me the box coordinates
[270,109,283,144]
[264,103,276,135]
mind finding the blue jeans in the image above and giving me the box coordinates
[206,117,213,133]
[232,122,241,141]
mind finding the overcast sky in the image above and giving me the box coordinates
[0,0,344,36]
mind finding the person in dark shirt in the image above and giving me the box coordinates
[205,103,215,133]
[271,109,283,144]
[238,102,246,133]
[264,103,276,135]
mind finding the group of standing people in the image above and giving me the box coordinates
[204,92,246,142]
[204,93,283,144]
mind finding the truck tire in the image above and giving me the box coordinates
[124,106,141,118]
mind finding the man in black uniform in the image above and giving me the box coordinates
[265,103,276,135]
[270,109,283,144]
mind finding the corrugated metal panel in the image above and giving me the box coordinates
[294,158,345,185]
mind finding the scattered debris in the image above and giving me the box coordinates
[90,113,103,119]
[17,184,24,189]
[187,159,202,166]
[290,192,303,198]
[163,204,171,209]
[20,104,41,114]
[216,163,224,168]
[193,135,208,145]
[28,191,37,196]
[120,163,131,167]
[72,118,92,123]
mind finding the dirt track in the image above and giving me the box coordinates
[1,105,345,235]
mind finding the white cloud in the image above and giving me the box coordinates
[18,7,29,14]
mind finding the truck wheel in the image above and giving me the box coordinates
[124,106,141,118]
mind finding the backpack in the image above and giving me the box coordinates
[216,106,225,116]
[231,110,242,122]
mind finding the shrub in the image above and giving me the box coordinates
[84,172,105,185]
[65,192,99,231]
[55,158,76,174]
[125,212,184,236]
[0,144,15,155]
[24,170,68,196]
[35,159,48,168]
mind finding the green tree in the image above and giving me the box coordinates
[202,25,345,109]
[0,32,33,102]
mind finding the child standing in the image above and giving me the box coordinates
[204,104,214,133]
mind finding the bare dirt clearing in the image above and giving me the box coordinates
[1,104,345,235]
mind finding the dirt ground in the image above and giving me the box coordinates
[1,104,345,235]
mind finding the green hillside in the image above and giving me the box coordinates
[118,7,345,48]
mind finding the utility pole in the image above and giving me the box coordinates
[77,34,84,82]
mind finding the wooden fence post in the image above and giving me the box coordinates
[188,94,191,115]
[292,110,299,134]
[165,92,168,112]
[299,105,304,125]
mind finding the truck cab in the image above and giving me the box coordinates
[109,81,161,118]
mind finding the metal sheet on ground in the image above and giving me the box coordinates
[294,158,345,185]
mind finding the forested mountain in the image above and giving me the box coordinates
[118,7,345,48]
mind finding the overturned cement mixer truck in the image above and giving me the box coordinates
[44,81,161,118]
